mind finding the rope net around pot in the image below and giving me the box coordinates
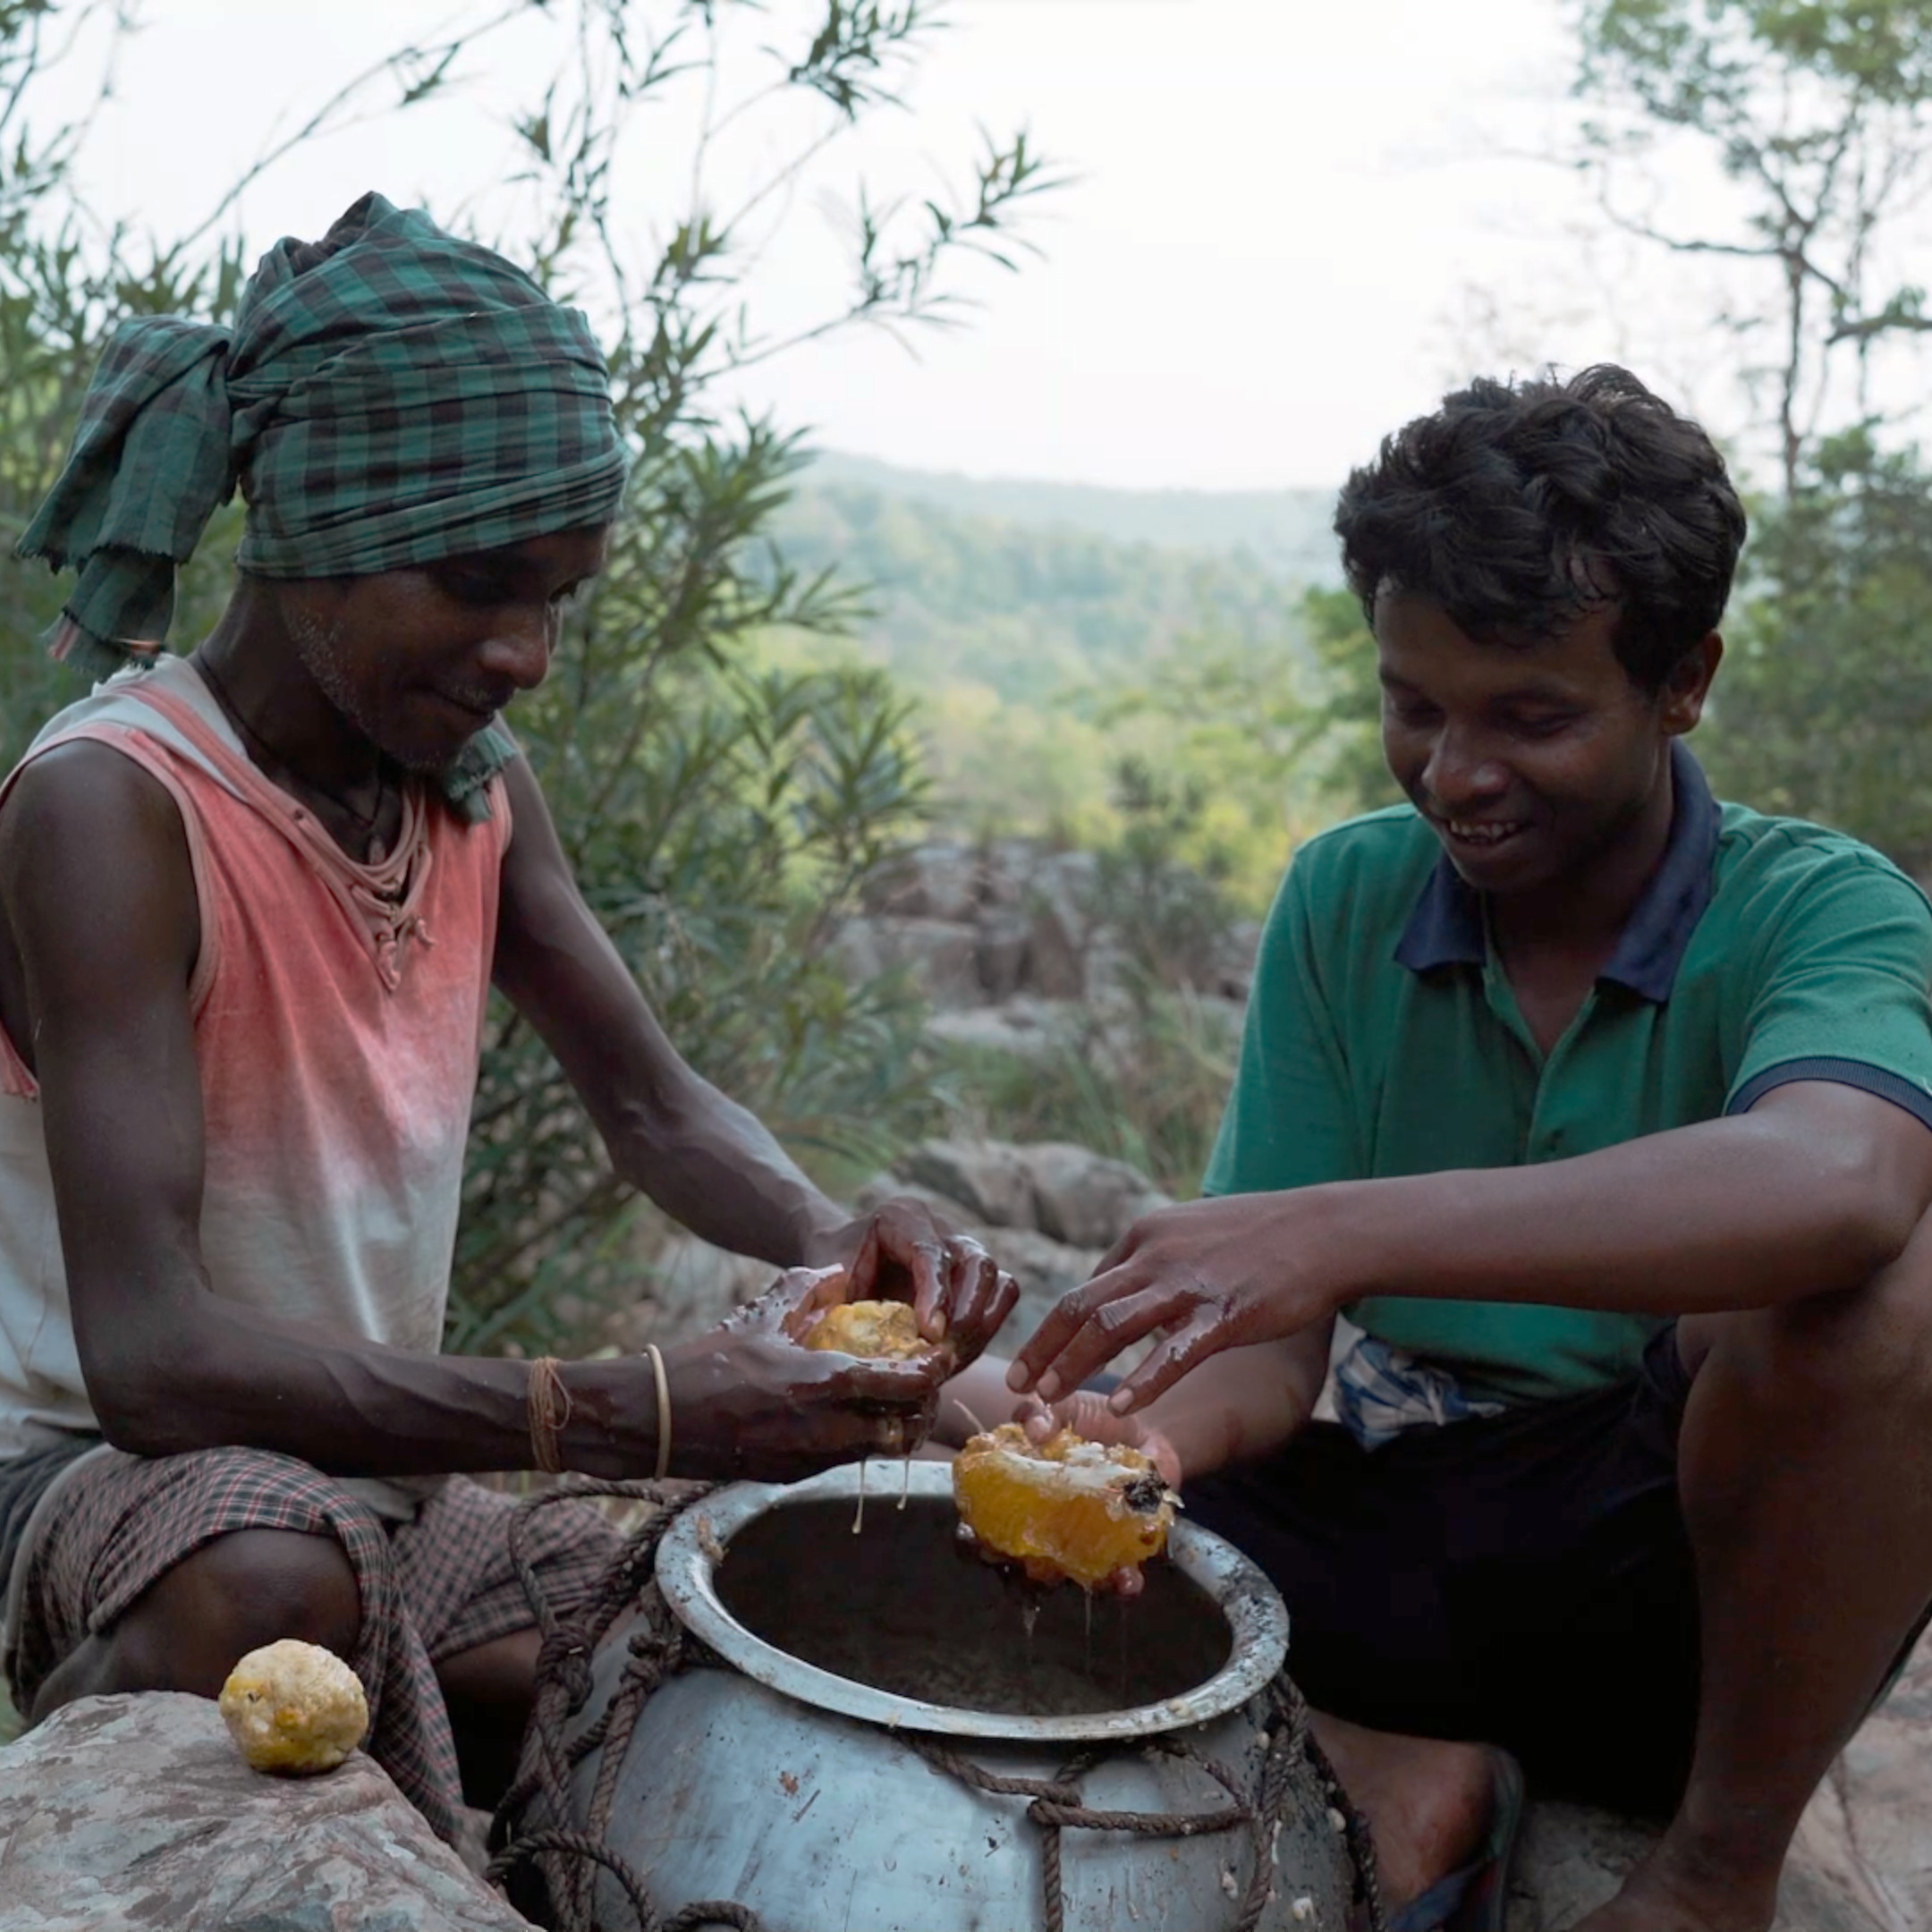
[487,1479,1388,1932]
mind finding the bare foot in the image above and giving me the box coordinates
[1572,1839,1780,1932]
[1309,1710,1496,1909]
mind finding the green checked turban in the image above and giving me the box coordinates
[16,191,628,809]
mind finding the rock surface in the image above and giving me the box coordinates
[843,837,1259,1012]
[0,1692,530,1932]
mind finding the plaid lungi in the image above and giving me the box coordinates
[4,1448,618,1844]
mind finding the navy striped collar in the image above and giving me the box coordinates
[1394,741,1721,1003]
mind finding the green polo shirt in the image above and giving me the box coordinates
[1203,744,1932,1406]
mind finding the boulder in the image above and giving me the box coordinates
[829,915,986,1008]
[981,837,1042,907]
[1021,884,1089,999]
[0,1691,531,1931]
[925,997,1088,1063]
[973,906,1034,1004]
[1031,850,1101,948]
[860,842,984,924]
[1016,1140,1170,1250]
[900,1139,1041,1232]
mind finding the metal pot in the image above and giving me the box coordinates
[549,1460,1357,1931]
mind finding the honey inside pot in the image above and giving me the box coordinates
[953,1422,1179,1590]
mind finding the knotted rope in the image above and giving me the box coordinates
[488,1478,1385,1932]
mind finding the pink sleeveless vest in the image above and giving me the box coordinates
[0,656,512,1454]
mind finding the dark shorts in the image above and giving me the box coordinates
[1184,1327,1700,1816]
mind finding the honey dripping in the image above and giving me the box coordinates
[1020,1585,1041,1706]
[852,1458,866,1535]
[898,1453,911,1509]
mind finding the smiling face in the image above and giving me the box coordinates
[271,523,612,773]
[1375,592,1718,904]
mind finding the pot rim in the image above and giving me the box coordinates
[655,1459,1290,1741]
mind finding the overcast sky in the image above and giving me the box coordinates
[31,0,1867,490]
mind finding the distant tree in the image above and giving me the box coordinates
[1297,585,1402,819]
[1573,0,1932,493]
[1703,431,1932,877]
[1571,1,1932,869]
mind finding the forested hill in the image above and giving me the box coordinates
[797,453,1340,580]
[758,456,1345,863]
[768,455,1340,704]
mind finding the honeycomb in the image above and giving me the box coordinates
[218,1638,369,1775]
[953,1423,1177,1589]
[802,1298,930,1360]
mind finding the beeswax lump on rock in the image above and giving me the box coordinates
[219,1639,369,1775]
[803,1298,929,1360]
[953,1423,1178,1589]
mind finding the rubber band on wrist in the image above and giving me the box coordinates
[527,1356,572,1474]
[645,1343,672,1480]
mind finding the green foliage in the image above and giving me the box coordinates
[1581,0,1932,110]
[0,1,1056,1360]
[1297,584,1401,818]
[1572,0,1932,488]
[1094,756,1241,992]
[1702,430,1932,875]
[767,479,1335,906]
[1572,0,1932,860]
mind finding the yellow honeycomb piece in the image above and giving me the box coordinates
[953,1423,1177,1589]
[803,1299,930,1360]
[218,1639,369,1775]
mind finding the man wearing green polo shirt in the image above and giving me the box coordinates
[987,366,1932,1932]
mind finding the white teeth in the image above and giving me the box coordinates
[1446,821,1521,843]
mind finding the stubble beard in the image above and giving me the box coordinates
[286,602,446,775]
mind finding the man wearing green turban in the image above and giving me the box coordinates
[0,193,1013,1842]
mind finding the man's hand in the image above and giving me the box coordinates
[810,1201,1018,1367]
[1015,1391,1182,1489]
[664,1265,953,1482]
[1008,1392,1182,1598]
[1007,1192,1337,1413]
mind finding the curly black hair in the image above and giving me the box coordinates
[1335,365,1746,691]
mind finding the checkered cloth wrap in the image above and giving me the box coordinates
[15,191,628,814]
[5,1448,618,1845]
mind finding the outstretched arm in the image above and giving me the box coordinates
[489,754,1013,1349]
[1010,1080,1932,1411]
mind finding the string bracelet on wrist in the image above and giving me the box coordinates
[527,1356,572,1474]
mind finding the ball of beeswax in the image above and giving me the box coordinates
[219,1639,369,1775]
[802,1298,930,1360]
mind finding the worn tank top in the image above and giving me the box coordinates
[0,656,511,1455]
